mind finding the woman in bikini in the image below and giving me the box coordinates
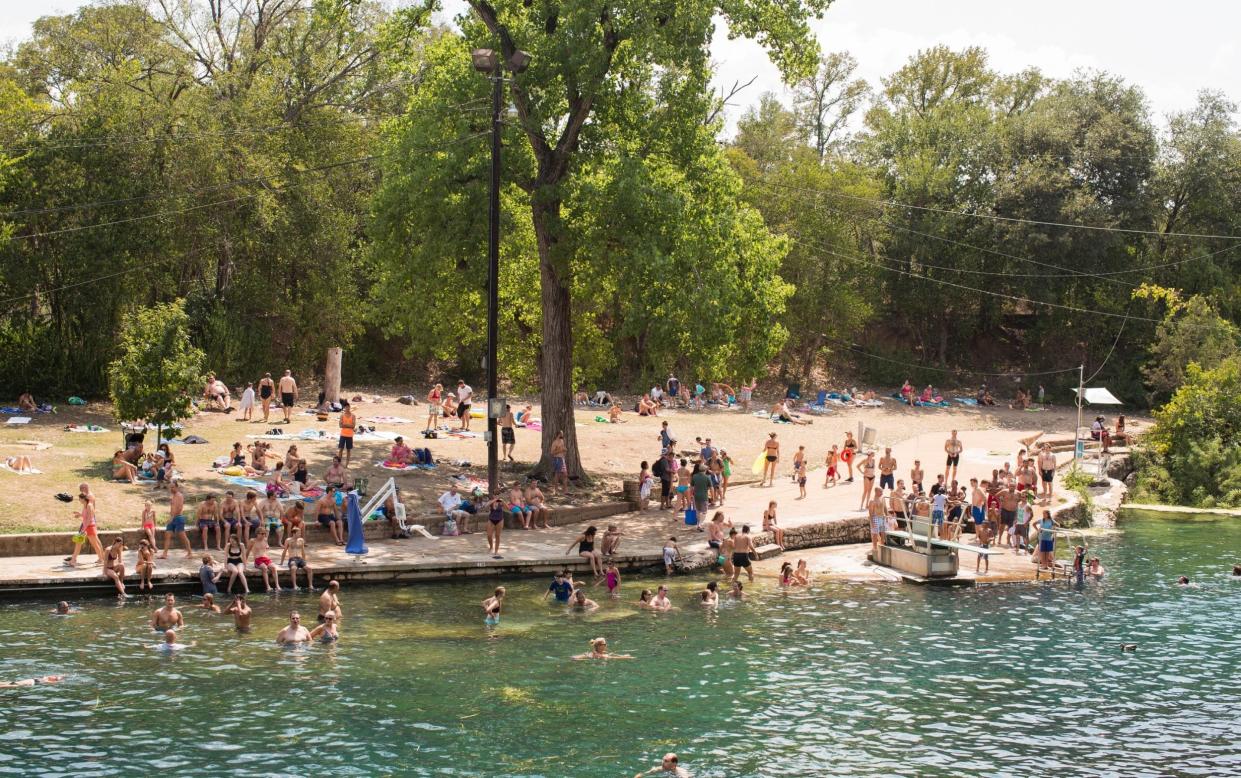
[761,432,780,487]
[246,527,281,592]
[102,536,127,595]
[482,586,505,626]
[842,432,858,482]
[112,450,140,484]
[223,534,249,594]
[310,612,339,643]
[858,452,876,510]
[762,501,785,549]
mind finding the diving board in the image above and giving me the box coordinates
[884,530,1000,556]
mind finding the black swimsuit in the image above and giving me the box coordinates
[260,384,273,399]
[578,538,594,554]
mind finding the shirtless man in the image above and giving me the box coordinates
[731,524,755,583]
[219,491,241,547]
[1038,444,1057,501]
[226,594,252,632]
[761,432,779,487]
[150,593,184,631]
[549,431,569,494]
[791,445,805,483]
[278,370,298,424]
[878,447,897,492]
[499,405,517,461]
[890,480,908,530]
[867,487,887,560]
[318,580,342,623]
[570,588,599,612]
[160,481,193,559]
[909,460,925,496]
[969,478,987,532]
[280,527,315,590]
[944,430,963,484]
[259,490,284,544]
[315,487,344,545]
[276,611,311,644]
[195,494,223,552]
[1000,484,1020,548]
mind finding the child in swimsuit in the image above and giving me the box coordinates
[604,564,620,599]
[140,500,157,549]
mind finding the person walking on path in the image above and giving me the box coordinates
[67,490,105,567]
[278,370,298,424]
[258,373,276,423]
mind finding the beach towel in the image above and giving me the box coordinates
[914,400,950,408]
[224,475,269,491]
[354,430,401,442]
[0,463,42,475]
[524,420,542,431]
[378,461,434,472]
[366,416,414,424]
[954,397,979,407]
[66,424,109,433]
[6,417,32,425]
[446,430,480,439]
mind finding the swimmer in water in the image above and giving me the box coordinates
[150,593,184,631]
[200,592,222,614]
[633,752,690,778]
[573,637,633,660]
[276,611,312,645]
[482,586,505,626]
[570,588,599,612]
[637,589,654,608]
[1,675,66,689]
[649,585,673,611]
[794,559,810,586]
[156,629,191,651]
[53,601,75,615]
[1177,576,1191,586]
[226,594,252,632]
[1087,558,1105,579]
[700,581,718,606]
[728,580,745,600]
[601,563,621,599]
[309,612,339,643]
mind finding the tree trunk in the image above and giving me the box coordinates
[324,347,342,404]
[531,199,588,482]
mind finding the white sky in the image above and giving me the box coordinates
[4,0,1238,133]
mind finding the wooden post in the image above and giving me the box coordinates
[325,347,342,404]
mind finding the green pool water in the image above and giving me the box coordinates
[1,511,1238,777]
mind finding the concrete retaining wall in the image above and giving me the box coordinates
[0,501,636,558]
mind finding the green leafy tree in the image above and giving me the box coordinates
[1141,293,1239,401]
[107,300,206,440]
[373,0,831,478]
[1135,356,1241,507]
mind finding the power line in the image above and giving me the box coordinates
[783,233,1162,323]
[761,179,1241,241]
[763,180,1241,281]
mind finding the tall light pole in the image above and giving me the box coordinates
[472,47,530,498]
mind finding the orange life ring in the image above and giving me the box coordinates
[840,448,854,463]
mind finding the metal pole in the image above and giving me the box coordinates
[1075,364,1084,461]
[486,67,502,498]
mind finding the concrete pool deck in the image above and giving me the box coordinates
[0,427,1074,595]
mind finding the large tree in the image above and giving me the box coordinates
[373,0,831,479]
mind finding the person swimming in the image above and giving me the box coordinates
[573,637,633,660]
[309,613,339,643]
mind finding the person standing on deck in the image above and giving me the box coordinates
[337,401,356,467]
[944,430,963,485]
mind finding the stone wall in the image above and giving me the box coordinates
[0,500,636,558]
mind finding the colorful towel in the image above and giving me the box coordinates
[366,416,414,424]
[954,397,979,406]
[224,475,269,491]
[377,461,434,472]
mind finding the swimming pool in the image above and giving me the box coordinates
[1,510,1237,776]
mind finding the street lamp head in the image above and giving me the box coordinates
[471,48,498,72]
[508,50,532,74]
